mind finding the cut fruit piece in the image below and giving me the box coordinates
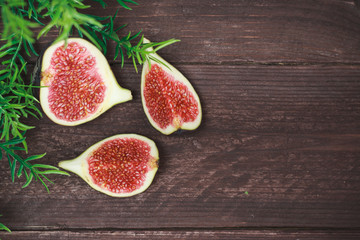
[141,38,202,135]
[59,134,159,197]
[39,38,132,126]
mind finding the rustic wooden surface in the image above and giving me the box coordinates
[1,0,360,239]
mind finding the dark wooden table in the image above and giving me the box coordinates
[1,0,360,239]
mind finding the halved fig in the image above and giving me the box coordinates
[59,134,159,197]
[39,38,132,126]
[141,38,202,135]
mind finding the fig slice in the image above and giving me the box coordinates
[141,38,202,135]
[59,134,159,197]
[39,38,132,126]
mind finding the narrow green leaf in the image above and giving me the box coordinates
[114,24,127,33]
[154,39,180,52]
[9,146,26,151]
[37,176,50,193]
[91,0,107,8]
[69,1,90,10]
[114,43,120,60]
[74,12,103,28]
[24,153,46,162]
[5,104,25,109]
[22,38,31,57]
[16,122,35,131]
[37,21,56,39]
[0,72,11,81]
[0,222,11,232]
[17,163,24,177]
[32,163,58,170]
[136,35,144,48]
[27,40,39,56]
[22,172,34,188]
[39,174,54,184]
[135,50,142,65]
[129,30,142,41]
[0,47,16,58]
[1,115,9,140]
[10,159,16,182]
[120,46,125,68]
[75,24,102,50]
[117,0,138,10]
[123,0,138,5]
[28,0,38,18]
[132,56,138,73]
[117,0,133,10]
[39,170,70,175]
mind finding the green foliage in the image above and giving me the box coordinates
[80,11,180,72]
[0,0,40,44]
[34,0,179,71]
[0,0,179,229]
[0,36,70,190]
[36,0,104,47]
[0,41,38,143]
[1,0,179,69]
[92,0,138,10]
[0,214,11,232]
[0,137,70,191]
[0,0,179,191]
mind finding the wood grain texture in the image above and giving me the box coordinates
[1,0,360,238]
[17,0,360,64]
[1,65,359,231]
[1,230,360,240]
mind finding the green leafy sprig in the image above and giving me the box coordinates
[1,1,69,191]
[0,136,69,191]
[1,0,39,44]
[1,0,179,191]
[80,11,180,72]
[36,0,104,46]
[0,40,39,144]
[1,0,179,232]
[0,35,68,191]
[34,0,179,72]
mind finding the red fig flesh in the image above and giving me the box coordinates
[59,134,159,197]
[40,38,132,126]
[141,39,202,135]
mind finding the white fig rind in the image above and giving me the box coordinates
[141,38,202,135]
[40,38,132,126]
[59,134,159,197]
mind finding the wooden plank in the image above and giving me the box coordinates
[10,0,360,64]
[1,230,360,240]
[0,65,359,230]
